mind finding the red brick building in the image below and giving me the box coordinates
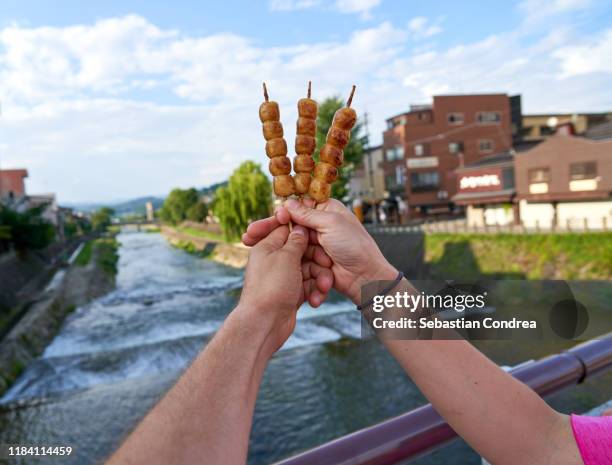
[382,94,521,217]
[0,169,28,200]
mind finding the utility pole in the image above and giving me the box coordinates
[363,111,378,224]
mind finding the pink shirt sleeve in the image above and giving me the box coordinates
[570,414,612,465]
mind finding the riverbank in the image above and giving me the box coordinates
[160,225,249,268]
[425,232,612,280]
[0,236,119,395]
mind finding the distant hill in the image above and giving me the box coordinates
[67,182,228,217]
[200,181,227,196]
[67,196,164,217]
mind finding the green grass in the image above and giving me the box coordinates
[176,226,224,242]
[74,241,94,266]
[94,238,120,275]
[425,232,612,280]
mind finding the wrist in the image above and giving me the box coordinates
[348,260,398,305]
[229,302,286,359]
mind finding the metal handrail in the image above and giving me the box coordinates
[274,336,612,465]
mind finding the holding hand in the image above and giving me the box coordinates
[243,198,397,305]
[240,224,333,352]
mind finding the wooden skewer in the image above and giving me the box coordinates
[347,84,356,107]
[263,82,269,102]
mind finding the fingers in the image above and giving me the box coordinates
[281,225,309,256]
[243,216,279,246]
[302,261,334,294]
[304,244,332,268]
[302,278,327,308]
[284,198,335,231]
[257,224,290,252]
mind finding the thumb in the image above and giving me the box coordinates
[284,198,331,231]
[282,225,309,257]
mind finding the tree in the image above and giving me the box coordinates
[314,96,367,200]
[159,188,199,225]
[0,205,56,251]
[213,161,272,241]
[186,202,209,223]
[91,207,115,231]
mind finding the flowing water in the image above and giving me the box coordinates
[1,232,610,465]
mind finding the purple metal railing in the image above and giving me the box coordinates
[275,336,612,465]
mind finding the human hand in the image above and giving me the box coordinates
[242,200,334,307]
[243,198,397,304]
[238,224,333,353]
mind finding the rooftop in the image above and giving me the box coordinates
[584,120,612,141]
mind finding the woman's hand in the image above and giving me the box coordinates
[243,198,397,304]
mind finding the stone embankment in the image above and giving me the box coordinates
[161,225,250,268]
[0,238,117,395]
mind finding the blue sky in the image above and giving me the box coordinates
[1,0,611,202]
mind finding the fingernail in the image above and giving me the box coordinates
[285,198,300,210]
[292,225,307,236]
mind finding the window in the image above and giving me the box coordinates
[570,162,597,180]
[385,175,397,189]
[502,167,515,189]
[414,144,424,156]
[386,145,404,161]
[447,113,464,125]
[410,171,439,192]
[529,168,550,183]
[478,139,494,153]
[395,166,405,185]
[449,141,464,154]
[476,111,501,124]
[387,117,406,129]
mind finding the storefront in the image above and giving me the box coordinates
[452,152,518,227]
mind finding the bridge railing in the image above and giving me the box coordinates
[274,336,612,465]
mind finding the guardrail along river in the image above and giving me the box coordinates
[1,232,610,465]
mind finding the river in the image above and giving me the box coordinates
[1,232,610,465]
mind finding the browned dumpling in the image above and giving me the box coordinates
[261,83,294,197]
[308,85,357,203]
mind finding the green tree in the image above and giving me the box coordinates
[91,207,115,231]
[159,188,199,225]
[314,96,367,200]
[0,205,56,251]
[186,201,209,223]
[213,161,272,241]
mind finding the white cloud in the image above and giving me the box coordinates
[269,0,381,18]
[269,0,321,11]
[335,0,382,19]
[0,14,611,203]
[519,0,591,23]
[553,29,612,77]
[408,16,443,39]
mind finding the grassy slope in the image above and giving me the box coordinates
[425,233,612,281]
[176,226,224,242]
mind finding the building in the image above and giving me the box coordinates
[382,94,521,217]
[349,145,385,201]
[585,120,612,141]
[515,131,612,229]
[146,201,155,222]
[452,151,518,227]
[521,112,612,140]
[0,169,28,202]
[451,141,542,227]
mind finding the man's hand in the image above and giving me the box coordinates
[243,198,397,304]
[239,223,333,354]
